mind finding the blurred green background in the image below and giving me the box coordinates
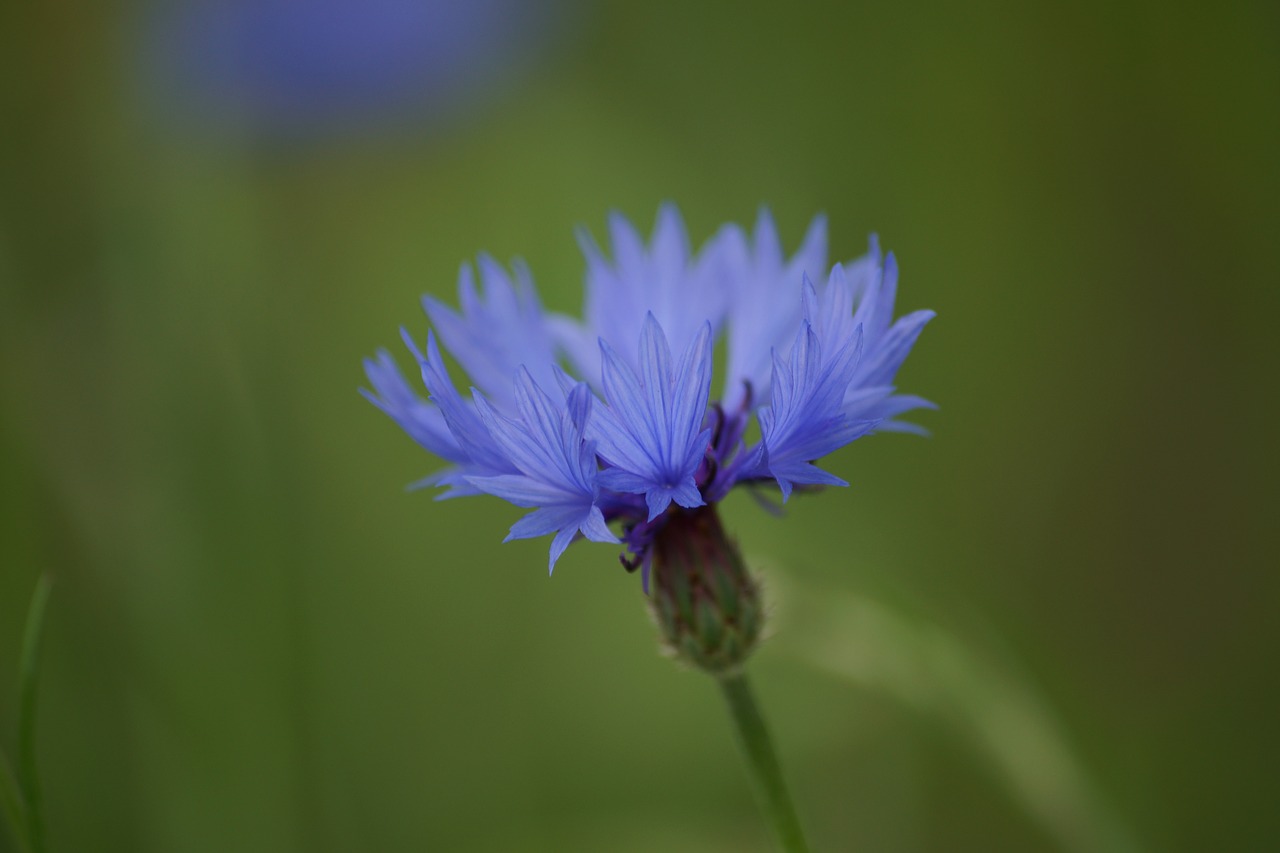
[2,1,1277,850]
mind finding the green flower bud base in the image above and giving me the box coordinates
[649,506,763,675]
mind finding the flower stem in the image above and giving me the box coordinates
[17,576,52,853]
[718,672,811,853]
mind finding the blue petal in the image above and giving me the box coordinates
[421,256,558,414]
[590,315,714,517]
[466,474,576,507]
[554,206,727,386]
[847,392,937,436]
[644,489,675,520]
[548,525,580,573]
[597,467,656,494]
[412,329,515,477]
[754,319,871,498]
[577,505,616,544]
[505,505,583,539]
[855,309,936,389]
[840,252,935,432]
[721,209,828,410]
[465,369,617,570]
[669,480,705,511]
[771,462,849,503]
[595,338,666,474]
[501,504,599,573]
[669,321,715,468]
[361,349,462,462]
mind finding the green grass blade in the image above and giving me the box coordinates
[17,576,53,853]
[775,576,1140,853]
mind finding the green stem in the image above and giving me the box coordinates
[18,576,52,853]
[718,673,810,853]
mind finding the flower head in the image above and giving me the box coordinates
[363,207,934,575]
[144,0,552,137]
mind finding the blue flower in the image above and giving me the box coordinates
[364,207,934,572]
[143,0,553,137]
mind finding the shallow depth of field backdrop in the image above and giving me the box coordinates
[1,1,1276,851]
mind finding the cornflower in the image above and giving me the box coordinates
[365,205,932,580]
[363,205,933,852]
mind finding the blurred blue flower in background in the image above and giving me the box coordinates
[364,207,934,574]
[142,0,556,137]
